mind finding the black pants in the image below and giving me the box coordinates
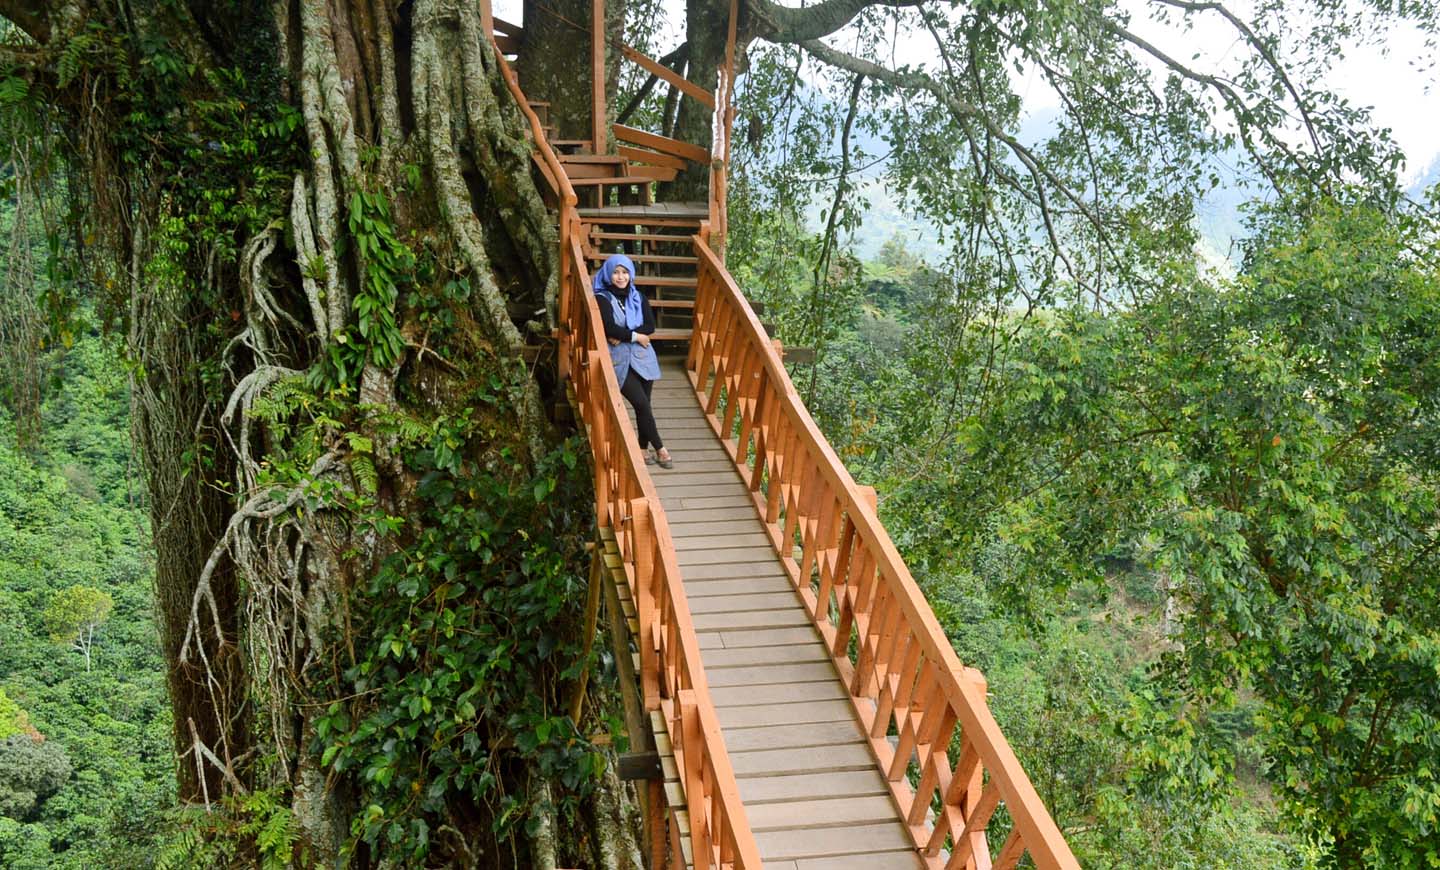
[620,369,663,450]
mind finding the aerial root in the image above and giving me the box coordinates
[291,173,334,345]
[178,451,337,667]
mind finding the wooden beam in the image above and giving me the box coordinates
[621,43,715,110]
[491,16,522,36]
[618,750,665,781]
[613,124,709,164]
[618,145,688,171]
[592,0,607,151]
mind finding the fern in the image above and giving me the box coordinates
[255,805,298,870]
[349,454,379,495]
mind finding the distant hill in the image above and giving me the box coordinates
[808,107,1435,267]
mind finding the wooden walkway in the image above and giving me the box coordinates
[638,358,925,869]
[499,15,1077,864]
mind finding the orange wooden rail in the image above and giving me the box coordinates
[562,228,762,869]
[686,239,1081,870]
[487,24,761,868]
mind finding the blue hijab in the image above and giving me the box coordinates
[594,254,645,330]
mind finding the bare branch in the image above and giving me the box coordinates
[1154,0,1322,154]
[799,38,1108,266]
[1100,19,1289,189]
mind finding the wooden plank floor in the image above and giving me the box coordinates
[633,358,924,870]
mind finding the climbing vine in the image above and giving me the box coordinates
[313,389,602,861]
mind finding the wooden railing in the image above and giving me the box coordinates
[562,229,761,869]
[488,24,761,868]
[686,239,1081,870]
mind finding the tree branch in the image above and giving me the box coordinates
[0,0,51,43]
[749,0,923,44]
[1100,18,1291,189]
[799,37,1109,265]
[1154,0,1322,155]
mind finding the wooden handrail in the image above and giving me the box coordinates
[489,17,759,864]
[487,31,580,331]
[492,49,575,211]
[621,43,716,110]
[563,232,762,869]
[686,237,1081,870]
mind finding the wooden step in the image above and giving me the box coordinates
[578,202,708,220]
[563,162,630,179]
[547,139,593,153]
[567,174,665,187]
[652,328,690,341]
[641,275,697,288]
[585,251,697,264]
[559,154,627,164]
[585,231,699,243]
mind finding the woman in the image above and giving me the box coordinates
[594,253,674,468]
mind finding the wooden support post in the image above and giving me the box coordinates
[599,532,646,749]
[567,543,604,724]
[596,527,667,869]
[632,498,661,710]
[591,0,606,152]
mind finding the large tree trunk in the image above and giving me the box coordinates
[3,0,639,864]
[517,0,599,142]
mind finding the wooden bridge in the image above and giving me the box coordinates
[484,7,1079,868]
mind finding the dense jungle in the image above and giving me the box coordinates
[0,0,1437,866]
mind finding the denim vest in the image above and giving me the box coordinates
[601,291,662,384]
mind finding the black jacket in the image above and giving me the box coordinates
[595,287,656,344]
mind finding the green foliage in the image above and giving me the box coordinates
[312,189,413,391]
[841,193,1440,866]
[0,688,29,740]
[314,389,597,863]
[237,789,299,870]
[0,735,73,820]
[44,585,115,668]
[0,327,174,867]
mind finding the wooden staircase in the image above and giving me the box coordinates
[523,96,705,340]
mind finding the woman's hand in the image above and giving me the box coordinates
[634,333,651,348]
[608,337,621,347]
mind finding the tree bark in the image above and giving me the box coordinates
[518,0,603,142]
[1,0,638,863]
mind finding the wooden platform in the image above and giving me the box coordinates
[632,358,926,870]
